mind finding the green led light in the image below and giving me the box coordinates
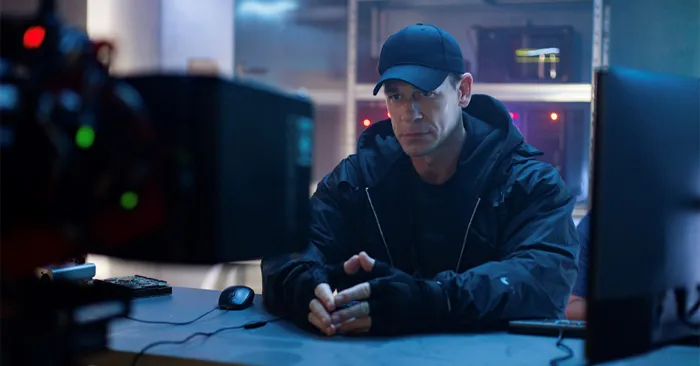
[120,191,139,210]
[75,125,95,149]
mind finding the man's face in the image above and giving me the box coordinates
[383,74,472,157]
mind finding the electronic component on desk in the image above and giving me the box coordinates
[218,285,255,310]
[36,263,96,283]
[508,319,586,338]
[93,275,172,299]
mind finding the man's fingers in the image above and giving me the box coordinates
[336,316,372,334]
[308,299,331,325]
[308,312,335,336]
[314,283,335,311]
[335,282,371,306]
[358,251,375,272]
[343,255,360,275]
[331,301,370,325]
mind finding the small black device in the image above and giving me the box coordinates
[218,285,255,310]
[588,67,700,363]
[508,319,586,338]
[93,275,172,299]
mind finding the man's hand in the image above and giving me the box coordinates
[565,294,587,320]
[333,252,450,335]
[330,252,376,334]
[307,253,372,336]
[307,283,336,336]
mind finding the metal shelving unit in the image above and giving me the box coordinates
[307,83,592,105]
[307,0,594,157]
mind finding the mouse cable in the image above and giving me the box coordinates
[125,306,220,325]
[130,317,281,366]
[548,329,574,366]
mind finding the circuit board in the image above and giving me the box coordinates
[94,275,172,298]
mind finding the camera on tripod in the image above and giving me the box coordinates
[1,1,315,364]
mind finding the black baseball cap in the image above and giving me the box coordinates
[373,24,464,96]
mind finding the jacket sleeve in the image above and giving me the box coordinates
[261,157,360,327]
[433,161,579,330]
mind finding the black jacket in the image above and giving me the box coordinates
[261,95,579,332]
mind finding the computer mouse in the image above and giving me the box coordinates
[218,285,255,310]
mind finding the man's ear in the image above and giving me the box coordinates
[458,73,473,108]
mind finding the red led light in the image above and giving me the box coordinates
[550,112,559,121]
[362,119,371,127]
[23,26,46,49]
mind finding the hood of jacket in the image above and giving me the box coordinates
[354,94,542,200]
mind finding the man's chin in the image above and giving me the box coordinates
[399,137,440,157]
[403,146,436,158]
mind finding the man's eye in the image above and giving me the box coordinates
[421,91,435,97]
[388,95,401,101]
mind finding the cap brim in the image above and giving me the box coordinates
[372,65,450,95]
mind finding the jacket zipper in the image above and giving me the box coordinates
[455,197,481,272]
[365,188,482,272]
[365,187,395,267]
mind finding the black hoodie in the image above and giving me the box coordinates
[261,94,580,333]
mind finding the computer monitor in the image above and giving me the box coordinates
[105,75,315,264]
[587,67,700,363]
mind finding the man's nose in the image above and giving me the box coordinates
[400,102,422,122]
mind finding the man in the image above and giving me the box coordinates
[261,24,579,336]
[566,212,590,320]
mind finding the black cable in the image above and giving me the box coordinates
[549,329,574,366]
[125,307,219,325]
[131,318,281,366]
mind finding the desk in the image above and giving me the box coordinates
[85,287,698,366]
